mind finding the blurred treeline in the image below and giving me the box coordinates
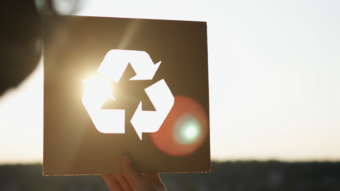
[0,161,340,191]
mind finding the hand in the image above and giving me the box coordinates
[102,154,167,191]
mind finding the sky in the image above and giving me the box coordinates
[1,0,340,164]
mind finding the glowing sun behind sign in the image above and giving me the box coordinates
[82,50,174,140]
[82,75,125,134]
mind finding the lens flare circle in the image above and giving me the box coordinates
[150,96,208,156]
[174,114,202,144]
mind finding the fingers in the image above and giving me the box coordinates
[143,173,166,189]
[102,174,134,191]
[102,174,123,191]
[122,154,154,189]
[113,174,134,191]
[103,154,166,191]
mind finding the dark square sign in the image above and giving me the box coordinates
[43,15,210,175]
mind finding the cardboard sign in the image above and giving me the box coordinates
[43,15,210,175]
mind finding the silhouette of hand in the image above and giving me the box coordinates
[102,154,167,191]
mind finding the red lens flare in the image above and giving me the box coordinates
[150,96,208,156]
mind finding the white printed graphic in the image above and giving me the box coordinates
[82,76,125,134]
[82,50,174,140]
[98,50,161,83]
[131,79,174,139]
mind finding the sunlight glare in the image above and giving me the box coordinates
[82,75,125,134]
[174,114,202,145]
[82,76,115,102]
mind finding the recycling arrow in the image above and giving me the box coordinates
[82,50,174,140]
[82,76,125,134]
[131,79,174,139]
[98,50,161,83]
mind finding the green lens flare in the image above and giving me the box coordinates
[173,114,202,144]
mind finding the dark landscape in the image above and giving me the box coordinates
[1,161,340,191]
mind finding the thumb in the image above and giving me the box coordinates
[122,154,155,190]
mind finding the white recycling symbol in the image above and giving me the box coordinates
[82,50,174,140]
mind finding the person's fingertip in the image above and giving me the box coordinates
[122,154,149,186]
[143,173,166,188]
[123,153,132,165]
[102,174,123,191]
[113,174,134,191]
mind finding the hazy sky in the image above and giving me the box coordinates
[1,0,340,164]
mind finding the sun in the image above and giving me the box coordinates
[82,75,115,101]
